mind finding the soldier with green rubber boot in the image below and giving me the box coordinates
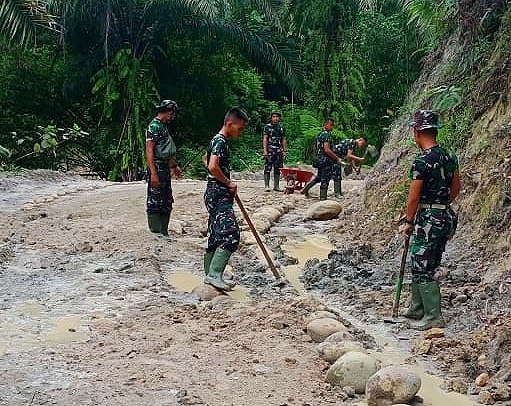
[399,110,460,330]
[263,111,287,192]
[300,118,343,200]
[203,107,249,291]
[331,137,367,198]
[145,100,182,239]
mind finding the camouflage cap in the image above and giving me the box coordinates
[408,110,442,131]
[270,111,281,117]
[155,99,178,112]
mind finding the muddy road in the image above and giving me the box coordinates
[0,170,508,405]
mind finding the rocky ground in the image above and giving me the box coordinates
[0,169,509,406]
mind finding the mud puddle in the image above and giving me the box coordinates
[277,225,477,406]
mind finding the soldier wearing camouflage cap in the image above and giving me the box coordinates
[263,111,287,191]
[145,99,182,239]
[399,110,461,330]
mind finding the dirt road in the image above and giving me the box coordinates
[0,170,508,405]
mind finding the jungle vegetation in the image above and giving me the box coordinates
[1,0,496,181]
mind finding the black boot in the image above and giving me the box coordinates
[264,173,271,191]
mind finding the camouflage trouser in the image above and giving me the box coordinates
[331,161,342,182]
[308,156,333,191]
[264,145,284,177]
[146,160,173,214]
[204,181,240,253]
[410,208,458,282]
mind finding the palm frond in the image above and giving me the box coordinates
[0,0,60,45]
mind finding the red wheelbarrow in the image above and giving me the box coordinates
[280,168,314,194]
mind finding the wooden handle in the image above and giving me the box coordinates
[234,194,281,280]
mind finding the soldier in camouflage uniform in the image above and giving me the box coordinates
[300,118,344,200]
[145,100,182,239]
[331,137,367,197]
[203,107,249,291]
[263,111,287,191]
[400,110,461,330]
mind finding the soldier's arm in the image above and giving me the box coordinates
[346,148,365,163]
[263,134,269,157]
[324,142,343,164]
[450,170,461,202]
[208,154,237,195]
[282,136,287,155]
[402,179,422,234]
[146,140,159,188]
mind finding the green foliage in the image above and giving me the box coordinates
[425,85,462,112]
[0,0,60,46]
[398,0,457,50]
[91,47,158,181]
[437,106,472,153]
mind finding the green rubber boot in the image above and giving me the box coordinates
[402,278,424,320]
[274,173,282,192]
[160,213,170,236]
[334,180,342,198]
[319,187,327,200]
[204,248,235,291]
[147,213,161,234]
[300,179,316,197]
[409,280,445,330]
[203,252,214,276]
[264,173,271,191]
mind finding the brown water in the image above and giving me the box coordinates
[282,236,333,292]
[282,236,477,406]
[0,301,87,356]
[167,269,249,301]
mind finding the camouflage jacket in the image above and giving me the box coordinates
[207,134,231,183]
[332,139,356,159]
[409,145,459,205]
[263,123,286,147]
[146,118,176,160]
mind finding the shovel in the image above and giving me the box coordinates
[234,194,288,287]
[384,234,410,323]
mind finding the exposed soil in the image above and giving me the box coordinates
[0,169,509,406]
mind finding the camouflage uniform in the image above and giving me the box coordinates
[263,122,286,177]
[302,130,334,197]
[146,118,176,215]
[331,139,356,182]
[409,145,459,282]
[204,134,240,254]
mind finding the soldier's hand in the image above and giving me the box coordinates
[227,180,238,196]
[263,151,268,158]
[150,173,160,188]
[398,222,413,236]
[173,165,182,179]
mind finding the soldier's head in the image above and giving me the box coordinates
[409,110,442,148]
[155,99,178,123]
[356,137,367,148]
[323,118,335,131]
[223,107,249,139]
[270,111,281,124]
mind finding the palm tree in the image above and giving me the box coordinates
[42,0,303,180]
[0,0,60,46]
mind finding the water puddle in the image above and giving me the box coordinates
[282,236,333,292]
[281,236,477,406]
[329,306,477,406]
[0,302,87,355]
[167,269,248,301]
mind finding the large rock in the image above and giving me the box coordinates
[326,351,381,393]
[191,284,223,301]
[316,340,367,364]
[324,331,355,343]
[305,200,342,221]
[365,365,421,406]
[306,317,348,343]
[252,207,282,224]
